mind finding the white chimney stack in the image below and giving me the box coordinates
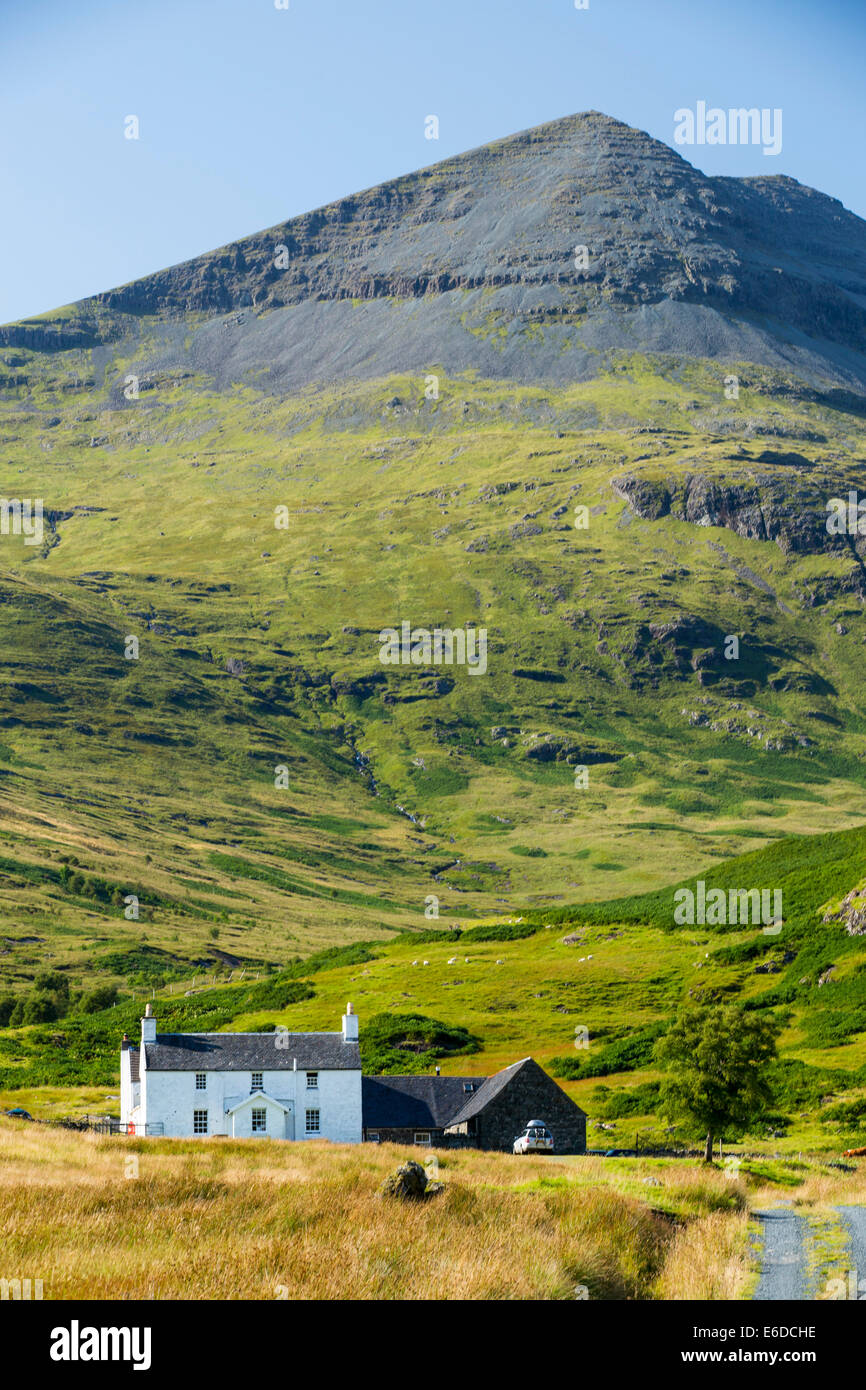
[342,1002,358,1043]
[141,1002,157,1044]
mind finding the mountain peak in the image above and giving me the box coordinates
[3,110,866,392]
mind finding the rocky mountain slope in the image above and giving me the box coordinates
[4,111,866,392]
[1,112,866,993]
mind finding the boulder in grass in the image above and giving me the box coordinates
[380,1161,428,1200]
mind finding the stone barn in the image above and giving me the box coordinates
[362,1073,486,1148]
[362,1056,586,1153]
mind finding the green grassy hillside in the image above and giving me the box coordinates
[2,345,866,1001]
[3,821,866,1156]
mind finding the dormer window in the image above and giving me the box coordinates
[251,1071,263,1093]
[463,1082,476,1093]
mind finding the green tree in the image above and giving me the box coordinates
[35,970,70,999]
[21,992,59,1025]
[653,1003,780,1162]
[78,985,119,1015]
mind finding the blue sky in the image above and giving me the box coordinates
[1,0,864,323]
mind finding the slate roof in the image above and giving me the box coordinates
[362,1075,485,1130]
[120,1042,141,1083]
[444,1057,533,1128]
[143,1032,361,1071]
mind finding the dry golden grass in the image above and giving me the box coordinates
[765,1165,866,1209]
[0,1121,716,1301]
[655,1211,753,1301]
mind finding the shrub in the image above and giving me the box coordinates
[818,1098,866,1128]
[550,1023,669,1080]
[78,985,119,1015]
[361,1012,481,1075]
[395,928,463,945]
[590,1081,661,1119]
[35,970,70,998]
[21,992,59,1025]
[282,942,382,979]
[461,923,541,943]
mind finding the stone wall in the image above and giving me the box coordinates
[363,1126,446,1147]
[477,1060,586,1154]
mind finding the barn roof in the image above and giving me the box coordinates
[143,1032,361,1071]
[445,1056,588,1128]
[362,1074,485,1130]
[444,1057,533,1128]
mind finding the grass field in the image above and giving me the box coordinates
[1,1118,863,1300]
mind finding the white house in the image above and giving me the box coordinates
[120,1002,362,1142]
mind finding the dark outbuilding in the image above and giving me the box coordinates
[362,1057,586,1153]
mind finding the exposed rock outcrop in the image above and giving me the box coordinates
[5,111,866,392]
[612,467,866,583]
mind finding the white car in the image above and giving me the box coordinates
[513,1121,554,1154]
